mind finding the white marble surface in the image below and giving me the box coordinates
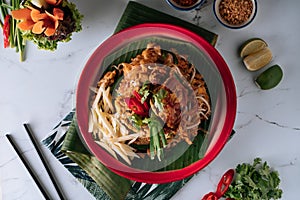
[1,0,300,199]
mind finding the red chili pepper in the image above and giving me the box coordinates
[133,90,142,101]
[3,15,10,48]
[125,95,149,117]
[133,90,150,110]
[202,169,235,200]
[202,192,218,200]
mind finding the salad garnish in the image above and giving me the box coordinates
[0,0,83,61]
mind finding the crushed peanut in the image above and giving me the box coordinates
[219,0,253,25]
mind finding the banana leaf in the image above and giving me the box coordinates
[114,1,218,46]
[43,1,221,200]
[63,37,216,198]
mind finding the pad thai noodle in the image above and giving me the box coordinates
[88,43,211,165]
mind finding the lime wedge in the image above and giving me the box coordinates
[255,65,283,90]
[239,38,268,58]
[243,47,273,71]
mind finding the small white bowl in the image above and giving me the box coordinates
[213,0,257,29]
[166,0,205,11]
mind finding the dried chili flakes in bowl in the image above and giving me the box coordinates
[172,0,198,7]
[166,0,204,11]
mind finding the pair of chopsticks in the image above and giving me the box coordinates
[5,124,66,200]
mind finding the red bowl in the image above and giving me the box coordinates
[76,23,237,183]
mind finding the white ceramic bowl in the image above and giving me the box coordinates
[213,0,257,29]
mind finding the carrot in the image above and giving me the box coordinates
[44,26,55,36]
[17,19,34,30]
[30,8,47,22]
[11,6,64,36]
[52,8,63,20]
[45,0,62,6]
[32,20,44,34]
[11,8,31,20]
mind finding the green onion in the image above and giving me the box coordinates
[17,28,25,61]
[0,1,8,27]
[147,111,167,161]
[158,127,167,147]
[0,0,26,61]
[149,130,155,159]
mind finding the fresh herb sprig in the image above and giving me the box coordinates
[224,157,283,200]
[153,88,167,112]
[0,0,26,61]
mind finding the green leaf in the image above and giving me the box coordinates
[138,82,151,103]
[61,115,133,200]
[61,115,91,155]
[114,1,218,46]
[224,158,283,200]
[153,88,167,112]
[78,178,110,200]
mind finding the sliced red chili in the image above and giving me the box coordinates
[202,192,218,200]
[133,90,142,101]
[201,169,235,200]
[133,90,149,110]
[215,169,234,197]
[125,96,148,117]
[3,15,10,48]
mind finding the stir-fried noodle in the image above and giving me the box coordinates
[89,43,211,164]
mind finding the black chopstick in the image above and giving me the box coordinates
[5,134,51,200]
[23,123,66,200]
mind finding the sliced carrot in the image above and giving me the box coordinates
[17,20,35,30]
[32,21,45,34]
[30,8,48,22]
[45,8,64,20]
[44,26,56,36]
[45,0,63,6]
[11,4,64,36]
[53,8,64,20]
[45,9,62,29]
[11,8,32,20]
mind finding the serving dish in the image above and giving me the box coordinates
[76,23,236,183]
[165,0,205,11]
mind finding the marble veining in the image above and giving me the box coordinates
[255,114,300,131]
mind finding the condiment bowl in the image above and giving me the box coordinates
[213,0,257,29]
[76,23,237,183]
[166,0,205,11]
